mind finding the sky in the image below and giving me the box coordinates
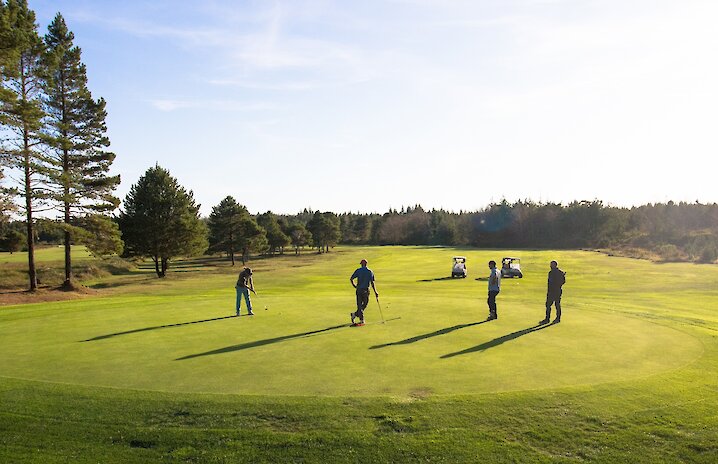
[26,0,718,215]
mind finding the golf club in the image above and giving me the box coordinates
[375,294,385,323]
[251,289,269,310]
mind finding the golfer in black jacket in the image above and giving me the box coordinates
[541,260,565,324]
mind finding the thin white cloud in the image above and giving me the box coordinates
[149,99,275,112]
[207,78,317,90]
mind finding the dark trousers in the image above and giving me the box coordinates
[546,290,562,320]
[355,288,370,321]
[487,290,499,316]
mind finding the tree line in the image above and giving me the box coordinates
[0,0,121,290]
[102,165,717,278]
[333,201,718,263]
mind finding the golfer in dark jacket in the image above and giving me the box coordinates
[541,260,565,324]
[486,260,501,320]
[350,259,378,325]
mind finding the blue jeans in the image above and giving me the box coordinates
[236,287,252,314]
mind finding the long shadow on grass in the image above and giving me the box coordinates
[82,315,239,342]
[369,320,489,349]
[417,276,469,282]
[440,322,556,359]
[175,324,348,360]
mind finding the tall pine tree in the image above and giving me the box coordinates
[208,196,250,265]
[42,13,120,289]
[0,0,47,290]
[119,165,208,278]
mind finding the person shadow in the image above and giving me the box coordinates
[370,320,490,349]
[440,322,556,359]
[417,276,468,282]
[175,323,348,360]
[81,315,238,342]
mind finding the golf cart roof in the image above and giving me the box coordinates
[453,256,466,260]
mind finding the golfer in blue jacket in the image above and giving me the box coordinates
[350,259,378,325]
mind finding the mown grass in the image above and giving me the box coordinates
[0,246,717,462]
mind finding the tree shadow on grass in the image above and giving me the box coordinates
[370,320,489,349]
[87,275,157,289]
[175,323,348,361]
[81,315,240,342]
[440,322,556,359]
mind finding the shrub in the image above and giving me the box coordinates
[657,244,683,262]
[699,245,717,264]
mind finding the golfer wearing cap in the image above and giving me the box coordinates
[235,267,255,316]
[350,259,378,325]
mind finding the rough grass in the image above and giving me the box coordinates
[0,247,134,298]
[0,246,717,462]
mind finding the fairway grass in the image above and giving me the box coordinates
[1,247,717,462]
[0,245,94,264]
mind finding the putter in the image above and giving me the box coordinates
[375,294,385,323]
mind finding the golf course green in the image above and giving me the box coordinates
[1,246,716,462]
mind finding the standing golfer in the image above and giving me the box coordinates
[235,267,255,316]
[541,260,566,324]
[350,259,378,325]
[486,260,501,320]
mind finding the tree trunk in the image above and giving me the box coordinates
[61,86,72,290]
[25,212,36,291]
[62,201,72,289]
[23,129,37,291]
[161,257,168,277]
[229,231,235,265]
[62,228,72,289]
[153,256,162,278]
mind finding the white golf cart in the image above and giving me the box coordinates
[501,257,523,278]
[451,256,467,278]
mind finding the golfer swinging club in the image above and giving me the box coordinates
[350,259,378,326]
[235,267,255,316]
